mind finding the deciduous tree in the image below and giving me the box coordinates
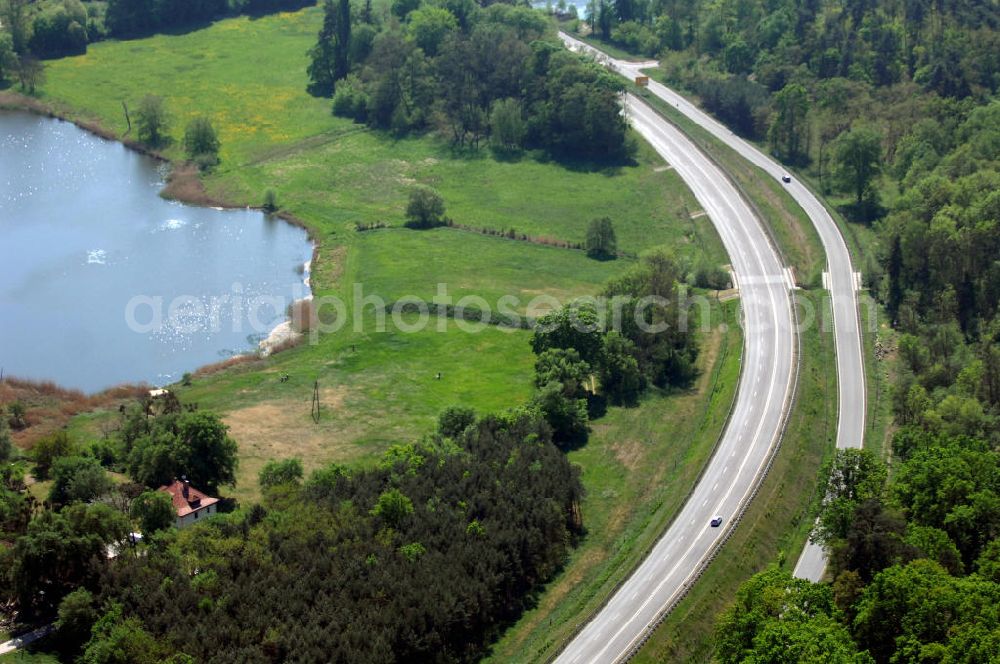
[599,331,645,406]
[835,126,883,218]
[371,487,413,528]
[183,116,220,169]
[585,217,617,259]
[258,458,304,490]
[816,448,887,545]
[135,95,169,148]
[531,301,605,367]
[0,32,18,84]
[130,490,175,536]
[437,406,476,439]
[404,186,446,228]
[49,456,113,505]
[769,83,810,164]
[489,97,526,151]
[535,348,592,398]
[407,6,456,57]
[532,381,589,448]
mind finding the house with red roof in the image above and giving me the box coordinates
[158,478,220,528]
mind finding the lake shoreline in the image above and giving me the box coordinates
[0,92,318,396]
[0,91,317,238]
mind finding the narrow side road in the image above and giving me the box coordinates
[0,625,53,656]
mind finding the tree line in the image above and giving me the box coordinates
[527,249,700,449]
[309,0,635,161]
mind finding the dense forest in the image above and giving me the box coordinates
[578,0,1000,659]
[67,411,583,663]
[0,400,582,663]
[580,0,998,217]
[308,0,634,160]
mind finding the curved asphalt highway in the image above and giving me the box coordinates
[556,34,798,663]
[556,33,867,660]
[586,42,867,583]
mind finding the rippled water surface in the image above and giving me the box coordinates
[0,110,312,392]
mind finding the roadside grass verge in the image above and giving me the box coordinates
[487,298,742,662]
[632,289,837,662]
[628,70,898,458]
[576,33,652,63]
[860,292,897,461]
[628,86,826,288]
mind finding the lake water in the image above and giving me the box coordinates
[0,110,313,392]
[532,0,590,17]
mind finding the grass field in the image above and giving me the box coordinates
[0,649,59,663]
[212,128,716,259]
[175,318,540,503]
[352,227,632,312]
[630,83,826,288]
[488,298,742,662]
[24,7,734,515]
[41,9,333,166]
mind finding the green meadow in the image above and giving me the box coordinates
[36,7,729,498]
[20,7,758,656]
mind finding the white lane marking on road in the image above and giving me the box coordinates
[572,98,793,664]
[553,65,797,663]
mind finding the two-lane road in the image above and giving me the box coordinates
[555,33,866,661]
